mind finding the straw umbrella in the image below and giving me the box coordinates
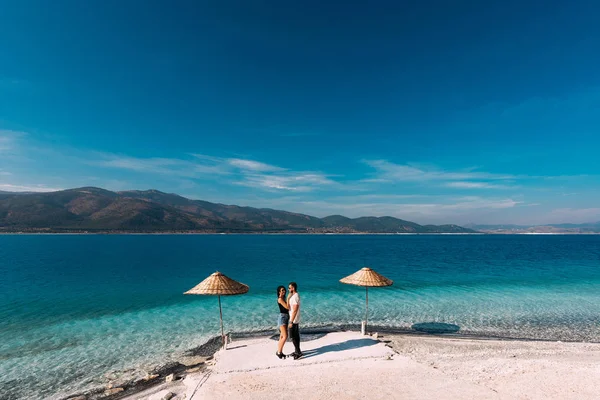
[340,267,393,333]
[184,271,249,348]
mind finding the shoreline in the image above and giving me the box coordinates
[57,325,600,400]
[2,232,600,235]
[2,231,485,235]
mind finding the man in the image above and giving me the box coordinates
[287,282,302,359]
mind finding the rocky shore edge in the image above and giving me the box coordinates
[58,335,224,400]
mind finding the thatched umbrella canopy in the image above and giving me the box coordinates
[340,267,393,333]
[184,271,249,348]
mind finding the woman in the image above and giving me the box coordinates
[276,285,289,359]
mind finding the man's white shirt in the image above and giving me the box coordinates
[288,293,301,324]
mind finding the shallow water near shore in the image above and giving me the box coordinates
[1,234,600,399]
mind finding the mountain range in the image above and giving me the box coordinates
[0,187,476,233]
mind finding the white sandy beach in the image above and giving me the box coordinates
[120,331,600,400]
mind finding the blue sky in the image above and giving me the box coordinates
[1,0,600,224]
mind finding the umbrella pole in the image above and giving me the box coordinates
[218,295,225,348]
[365,286,369,333]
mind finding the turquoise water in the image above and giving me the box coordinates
[1,234,600,399]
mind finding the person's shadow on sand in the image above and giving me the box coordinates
[299,338,378,359]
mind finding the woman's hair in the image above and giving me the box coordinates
[276,285,286,296]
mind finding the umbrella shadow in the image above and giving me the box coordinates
[299,338,378,359]
[411,322,460,334]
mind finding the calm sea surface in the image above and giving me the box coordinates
[1,234,600,399]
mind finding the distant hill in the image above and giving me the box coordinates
[467,223,600,234]
[0,187,477,233]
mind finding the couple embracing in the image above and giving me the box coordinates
[275,282,303,360]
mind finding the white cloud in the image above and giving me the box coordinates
[92,152,338,192]
[330,194,429,201]
[92,153,232,177]
[189,153,225,163]
[363,159,515,182]
[3,133,529,200]
[97,153,288,177]
[445,181,516,189]
[358,178,389,183]
[235,172,336,192]
[101,156,182,172]
[0,184,62,192]
[227,158,285,172]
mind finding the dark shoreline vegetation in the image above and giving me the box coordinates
[59,324,600,400]
[0,187,476,234]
